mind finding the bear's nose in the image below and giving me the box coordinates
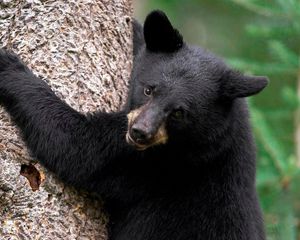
[130,126,150,143]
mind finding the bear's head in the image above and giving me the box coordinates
[126,10,268,151]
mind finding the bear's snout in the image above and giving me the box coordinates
[130,124,152,144]
[126,106,168,150]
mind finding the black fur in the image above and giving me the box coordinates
[0,10,268,240]
[132,19,144,57]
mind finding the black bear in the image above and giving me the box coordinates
[0,10,268,240]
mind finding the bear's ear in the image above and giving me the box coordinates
[221,70,269,99]
[144,10,183,53]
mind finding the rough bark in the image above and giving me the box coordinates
[0,0,132,239]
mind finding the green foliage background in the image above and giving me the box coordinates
[135,0,300,239]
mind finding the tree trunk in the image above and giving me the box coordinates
[0,0,132,239]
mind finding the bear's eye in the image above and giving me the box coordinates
[144,87,152,96]
[171,109,184,120]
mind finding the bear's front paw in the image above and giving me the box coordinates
[0,48,24,73]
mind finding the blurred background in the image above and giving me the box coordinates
[134,0,300,239]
